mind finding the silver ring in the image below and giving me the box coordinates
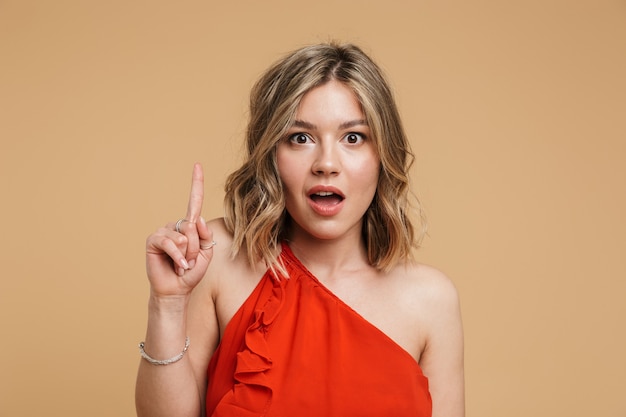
[175,218,189,233]
[200,240,217,250]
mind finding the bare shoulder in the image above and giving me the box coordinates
[391,261,463,354]
[202,217,264,284]
[201,217,268,334]
[395,261,460,309]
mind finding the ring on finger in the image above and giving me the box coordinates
[201,240,217,250]
[175,218,190,233]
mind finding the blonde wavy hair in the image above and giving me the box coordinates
[224,42,425,274]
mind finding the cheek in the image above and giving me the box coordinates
[351,155,381,188]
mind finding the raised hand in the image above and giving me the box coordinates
[145,164,215,297]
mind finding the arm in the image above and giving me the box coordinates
[135,164,219,417]
[419,270,465,417]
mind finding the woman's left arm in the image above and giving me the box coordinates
[419,269,465,417]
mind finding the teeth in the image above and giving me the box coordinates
[315,191,334,197]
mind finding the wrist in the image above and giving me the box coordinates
[144,295,189,358]
[148,292,190,310]
[147,293,190,326]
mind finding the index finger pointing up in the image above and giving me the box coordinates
[185,163,204,222]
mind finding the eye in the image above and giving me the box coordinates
[288,133,312,144]
[343,132,366,144]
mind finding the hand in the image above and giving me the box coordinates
[145,164,215,298]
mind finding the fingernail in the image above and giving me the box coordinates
[200,216,207,226]
[180,258,190,269]
[188,259,196,269]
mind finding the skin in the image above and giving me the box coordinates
[136,81,464,417]
[278,80,380,245]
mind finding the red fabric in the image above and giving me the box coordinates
[206,243,431,417]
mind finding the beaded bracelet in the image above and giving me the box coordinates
[139,337,190,365]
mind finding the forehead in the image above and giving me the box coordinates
[294,80,365,122]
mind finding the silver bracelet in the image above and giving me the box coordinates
[139,337,190,366]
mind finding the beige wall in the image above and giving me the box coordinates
[1,1,624,416]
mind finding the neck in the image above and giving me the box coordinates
[285,225,370,278]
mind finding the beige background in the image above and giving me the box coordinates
[1,1,625,416]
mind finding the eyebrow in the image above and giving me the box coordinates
[291,119,368,130]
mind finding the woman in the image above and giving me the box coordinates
[136,43,464,417]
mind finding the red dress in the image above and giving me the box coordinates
[206,243,432,416]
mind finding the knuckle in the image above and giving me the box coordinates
[146,232,161,247]
[158,236,171,248]
[176,234,188,245]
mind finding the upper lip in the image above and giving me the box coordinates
[307,185,345,199]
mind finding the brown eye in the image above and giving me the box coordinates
[289,133,311,144]
[344,133,365,144]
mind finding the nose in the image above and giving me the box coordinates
[311,142,341,176]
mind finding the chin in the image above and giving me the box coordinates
[299,221,361,242]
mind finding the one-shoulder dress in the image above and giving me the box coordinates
[206,243,431,417]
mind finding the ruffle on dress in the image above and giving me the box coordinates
[209,254,286,416]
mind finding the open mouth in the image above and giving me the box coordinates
[309,191,344,205]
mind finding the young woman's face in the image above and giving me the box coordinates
[276,80,380,242]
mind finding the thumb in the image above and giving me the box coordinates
[197,217,216,252]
